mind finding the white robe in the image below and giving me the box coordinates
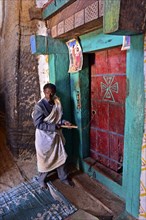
[35,98,67,173]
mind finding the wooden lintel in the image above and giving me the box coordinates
[53,18,103,40]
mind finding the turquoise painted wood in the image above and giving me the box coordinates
[47,37,68,54]
[30,35,68,55]
[30,35,48,55]
[79,29,123,53]
[103,0,121,34]
[49,52,73,159]
[70,55,90,166]
[49,54,56,84]
[70,72,82,166]
[79,56,90,159]
[122,34,144,217]
[42,0,74,20]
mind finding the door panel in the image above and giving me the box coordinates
[90,46,126,172]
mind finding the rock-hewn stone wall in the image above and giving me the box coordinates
[0,0,40,155]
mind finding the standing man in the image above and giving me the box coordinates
[33,83,74,188]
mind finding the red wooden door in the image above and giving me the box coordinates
[90,46,126,173]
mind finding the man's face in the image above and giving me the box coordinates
[44,88,55,101]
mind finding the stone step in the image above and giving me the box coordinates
[70,170,136,220]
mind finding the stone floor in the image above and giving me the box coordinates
[0,117,136,220]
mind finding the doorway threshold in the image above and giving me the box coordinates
[84,157,122,185]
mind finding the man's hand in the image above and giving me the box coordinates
[63,121,72,126]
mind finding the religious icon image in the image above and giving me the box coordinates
[66,39,83,73]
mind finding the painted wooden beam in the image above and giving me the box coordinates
[30,35,68,55]
[47,37,68,54]
[70,55,90,166]
[42,0,76,20]
[49,52,72,159]
[103,0,121,34]
[123,34,144,217]
[70,72,82,166]
[49,54,56,84]
[79,56,90,159]
[30,35,48,55]
[79,29,123,53]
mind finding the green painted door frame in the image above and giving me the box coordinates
[46,37,73,159]
[70,29,144,218]
[123,35,144,216]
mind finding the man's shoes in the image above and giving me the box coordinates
[62,179,75,187]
